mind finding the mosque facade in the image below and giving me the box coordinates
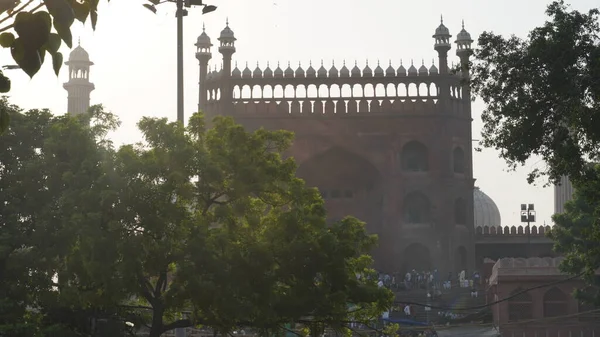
[193,20,560,276]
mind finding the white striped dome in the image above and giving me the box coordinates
[474,187,501,227]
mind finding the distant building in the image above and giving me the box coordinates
[488,257,599,336]
[554,175,574,215]
[63,41,95,115]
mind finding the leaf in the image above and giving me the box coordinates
[45,33,61,53]
[90,9,97,29]
[11,38,42,78]
[51,51,63,76]
[53,21,73,48]
[0,32,15,48]
[68,0,90,23]
[45,0,75,47]
[0,108,9,133]
[14,12,51,51]
[148,0,159,4]
[143,4,156,14]
[0,71,11,93]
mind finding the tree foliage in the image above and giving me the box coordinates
[1,104,392,336]
[469,0,600,185]
[0,99,125,336]
[60,113,392,337]
[549,164,600,304]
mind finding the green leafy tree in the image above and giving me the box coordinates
[62,113,392,337]
[0,99,127,336]
[469,0,600,185]
[469,0,600,304]
[549,164,600,304]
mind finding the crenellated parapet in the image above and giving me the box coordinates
[203,59,465,116]
[196,17,474,118]
[475,225,553,236]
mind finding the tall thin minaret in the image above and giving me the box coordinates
[195,23,212,114]
[63,40,95,115]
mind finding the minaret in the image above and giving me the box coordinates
[433,15,452,75]
[218,19,236,114]
[63,40,95,115]
[195,23,213,114]
[455,20,474,107]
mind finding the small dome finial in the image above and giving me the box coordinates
[202,23,206,32]
[226,17,229,26]
[78,37,81,46]
[462,19,465,29]
[440,14,443,24]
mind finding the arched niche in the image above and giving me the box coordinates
[400,141,429,172]
[403,192,431,224]
[543,287,568,317]
[453,147,465,174]
[297,147,383,233]
[454,197,467,225]
[402,243,431,273]
[508,288,532,322]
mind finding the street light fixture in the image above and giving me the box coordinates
[143,0,217,124]
[520,204,536,258]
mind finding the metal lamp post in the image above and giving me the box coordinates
[520,204,536,258]
[143,0,217,124]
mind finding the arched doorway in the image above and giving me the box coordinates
[297,147,383,234]
[402,243,432,273]
[455,246,468,273]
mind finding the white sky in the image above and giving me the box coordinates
[3,0,597,226]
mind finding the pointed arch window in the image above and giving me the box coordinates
[508,288,532,321]
[401,141,429,172]
[403,192,431,224]
[453,147,465,174]
[543,287,568,317]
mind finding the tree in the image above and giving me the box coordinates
[0,98,129,336]
[61,113,393,337]
[469,0,600,304]
[549,164,600,304]
[469,0,600,185]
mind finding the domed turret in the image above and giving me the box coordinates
[456,20,474,57]
[317,60,327,77]
[397,61,407,76]
[284,62,294,78]
[295,62,305,78]
[407,60,418,76]
[306,61,316,78]
[218,19,236,54]
[474,187,502,228]
[351,61,361,77]
[362,60,372,77]
[385,60,395,77]
[418,60,428,75]
[374,61,384,77]
[340,60,350,77]
[253,62,263,78]
[329,61,338,78]
[69,45,90,62]
[195,24,212,52]
[429,60,439,74]
[433,15,452,74]
[263,62,273,78]
[231,62,241,78]
[274,62,283,78]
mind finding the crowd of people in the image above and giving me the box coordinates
[376,268,484,324]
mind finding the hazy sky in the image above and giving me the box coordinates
[3,0,597,226]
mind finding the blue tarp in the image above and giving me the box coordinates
[381,318,429,326]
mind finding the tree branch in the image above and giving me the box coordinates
[0,1,44,33]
